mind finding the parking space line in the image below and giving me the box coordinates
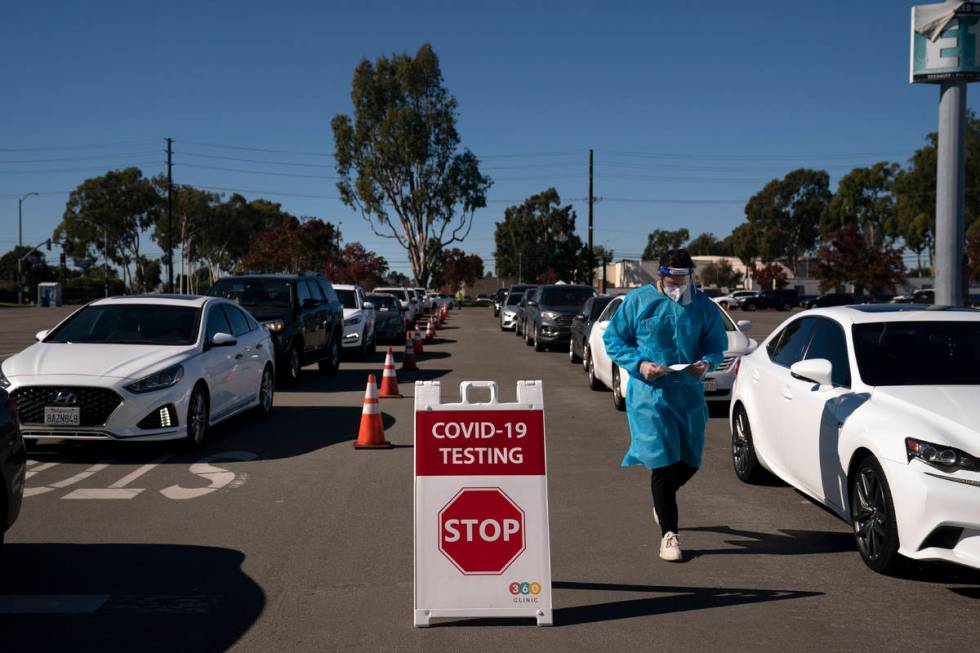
[49,463,112,488]
[64,454,173,500]
[25,462,59,479]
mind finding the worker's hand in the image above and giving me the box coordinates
[639,361,667,381]
[687,361,708,378]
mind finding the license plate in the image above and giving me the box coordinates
[703,381,718,392]
[44,406,80,426]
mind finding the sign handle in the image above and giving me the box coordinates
[458,381,499,405]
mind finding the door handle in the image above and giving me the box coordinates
[752,369,760,382]
[256,343,263,349]
[782,386,793,400]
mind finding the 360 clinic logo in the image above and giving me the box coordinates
[509,581,542,602]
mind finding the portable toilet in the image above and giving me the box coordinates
[37,282,63,307]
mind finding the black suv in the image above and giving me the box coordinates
[524,284,598,351]
[208,273,344,386]
[741,288,799,311]
[1,389,26,544]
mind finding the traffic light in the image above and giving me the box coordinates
[45,238,51,251]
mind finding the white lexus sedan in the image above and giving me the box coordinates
[0,295,275,448]
[586,295,756,410]
[730,305,980,573]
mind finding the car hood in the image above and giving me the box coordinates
[873,386,980,451]
[245,308,291,323]
[3,342,197,380]
[539,305,587,314]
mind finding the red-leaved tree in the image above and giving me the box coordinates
[323,242,389,288]
[240,217,339,273]
[816,222,906,293]
[753,263,789,290]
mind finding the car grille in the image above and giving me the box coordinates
[554,315,574,326]
[10,386,123,426]
[716,355,737,372]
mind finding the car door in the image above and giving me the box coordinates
[782,317,855,508]
[750,316,818,484]
[591,297,622,388]
[358,287,375,343]
[222,304,263,408]
[200,304,237,418]
[296,280,324,356]
[570,298,591,355]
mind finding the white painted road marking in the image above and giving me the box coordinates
[160,451,257,500]
[25,462,59,479]
[0,594,109,614]
[64,454,174,500]
[25,462,113,497]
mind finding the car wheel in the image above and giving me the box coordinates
[850,456,902,574]
[612,366,626,411]
[366,331,376,357]
[318,337,340,375]
[586,347,603,391]
[782,303,792,311]
[569,340,582,364]
[282,343,302,387]
[744,303,757,312]
[255,365,274,417]
[533,327,544,352]
[731,405,768,483]
[183,385,209,449]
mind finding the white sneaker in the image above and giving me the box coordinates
[659,531,682,562]
[651,505,659,526]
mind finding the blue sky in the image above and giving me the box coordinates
[0,1,969,276]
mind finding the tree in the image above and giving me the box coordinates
[440,249,484,291]
[641,228,689,261]
[821,162,901,248]
[383,270,412,286]
[815,223,906,293]
[700,260,743,289]
[323,242,389,287]
[332,43,492,286]
[592,245,615,261]
[150,181,222,292]
[56,167,160,292]
[754,263,789,290]
[726,222,761,268]
[239,217,340,273]
[744,169,830,270]
[0,245,57,298]
[493,189,585,283]
[968,222,980,283]
[686,232,731,256]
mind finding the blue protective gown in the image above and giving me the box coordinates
[603,285,728,470]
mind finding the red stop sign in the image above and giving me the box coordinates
[438,487,526,575]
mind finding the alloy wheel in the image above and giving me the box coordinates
[187,390,207,447]
[732,410,752,476]
[260,367,274,414]
[853,466,888,562]
[289,346,301,381]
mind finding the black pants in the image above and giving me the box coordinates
[650,462,698,536]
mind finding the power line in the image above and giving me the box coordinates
[180,139,333,157]
[0,161,163,175]
[0,139,158,153]
[178,150,336,169]
[0,151,163,165]
[603,149,913,162]
[178,162,340,180]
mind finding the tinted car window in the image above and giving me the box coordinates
[297,280,313,305]
[803,318,851,387]
[307,279,325,302]
[205,306,233,341]
[367,294,399,311]
[589,297,613,320]
[505,293,523,306]
[222,304,252,337]
[45,304,200,346]
[767,318,816,368]
[852,321,980,385]
[317,279,339,304]
[337,289,357,309]
[599,297,623,322]
[539,287,596,306]
[209,279,292,308]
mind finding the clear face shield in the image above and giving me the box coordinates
[659,266,695,304]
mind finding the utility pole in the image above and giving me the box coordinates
[587,149,594,285]
[935,81,966,306]
[166,137,174,293]
[18,192,39,248]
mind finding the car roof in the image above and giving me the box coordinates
[217,273,326,281]
[90,294,211,308]
[332,284,360,290]
[804,305,980,324]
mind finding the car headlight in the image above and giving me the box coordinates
[541,311,560,321]
[344,314,363,326]
[906,437,978,471]
[125,364,185,394]
[0,364,10,389]
[262,319,285,333]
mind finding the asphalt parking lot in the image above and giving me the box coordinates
[2,304,979,652]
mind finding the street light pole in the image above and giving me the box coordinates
[18,192,39,248]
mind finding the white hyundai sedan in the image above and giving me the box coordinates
[0,295,275,448]
[586,295,756,410]
[730,305,980,573]
[334,284,376,359]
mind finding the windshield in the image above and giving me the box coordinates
[209,279,292,308]
[505,292,524,306]
[714,303,737,332]
[336,289,357,309]
[45,304,200,345]
[376,289,407,302]
[540,287,596,307]
[853,321,980,385]
[367,294,399,311]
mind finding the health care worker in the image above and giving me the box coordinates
[603,249,727,562]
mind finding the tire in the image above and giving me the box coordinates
[612,366,626,411]
[182,385,209,449]
[254,365,274,417]
[569,340,582,364]
[731,405,769,483]
[585,347,603,391]
[318,335,340,375]
[366,331,376,357]
[744,303,758,312]
[533,327,544,352]
[282,342,302,387]
[781,303,791,311]
[850,455,903,574]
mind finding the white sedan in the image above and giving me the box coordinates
[0,295,275,448]
[730,305,980,573]
[585,295,756,410]
[334,284,376,359]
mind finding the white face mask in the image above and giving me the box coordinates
[667,283,689,302]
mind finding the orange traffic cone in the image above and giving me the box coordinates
[425,317,435,341]
[354,375,391,449]
[413,328,424,355]
[401,333,418,371]
[379,346,402,398]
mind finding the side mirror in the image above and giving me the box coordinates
[528,300,538,306]
[576,313,586,320]
[363,302,374,310]
[790,359,833,388]
[737,320,753,332]
[35,329,49,341]
[211,332,237,347]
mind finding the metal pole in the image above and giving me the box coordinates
[587,149,594,284]
[166,137,174,293]
[935,81,967,306]
[104,227,109,297]
[18,198,23,249]
[17,258,22,305]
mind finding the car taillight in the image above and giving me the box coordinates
[5,398,18,426]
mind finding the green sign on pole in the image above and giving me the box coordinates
[911,2,980,83]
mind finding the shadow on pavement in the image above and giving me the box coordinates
[0,543,264,652]
[286,366,450,393]
[551,580,820,626]
[682,525,855,557]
